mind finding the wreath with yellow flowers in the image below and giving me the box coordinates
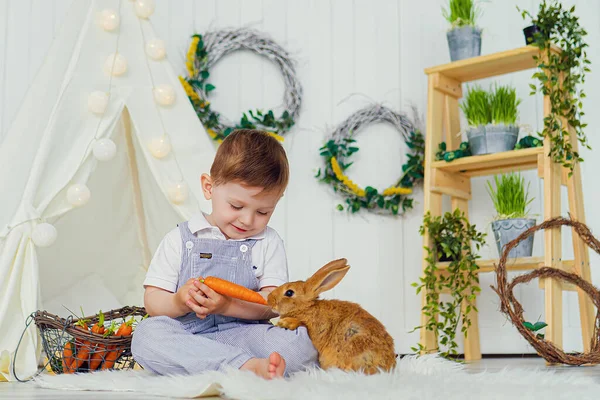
[179,28,302,142]
[316,105,424,215]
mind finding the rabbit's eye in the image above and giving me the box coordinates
[284,289,295,297]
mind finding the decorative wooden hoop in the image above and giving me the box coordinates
[492,217,600,365]
[181,28,301,141]
[316,104,424,215]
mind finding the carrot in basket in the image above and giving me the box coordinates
[199,276,268,305]
[101,317,134,370]
[70,319,93,371]
[89,311,107,370]
[61,341,76,374]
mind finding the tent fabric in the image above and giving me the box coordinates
[0,0,215,380]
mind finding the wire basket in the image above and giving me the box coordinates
[33,306,146,374]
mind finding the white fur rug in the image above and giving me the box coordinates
[31,355,600,399]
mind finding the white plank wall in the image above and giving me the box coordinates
[1,0,600,354]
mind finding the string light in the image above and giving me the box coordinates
[137,10,193,205]
[153,84,176,106]
[32,223,58,247]
[93,138,117,161]
[167,182,189,204]
[66,184,91,207]
[147,136,172,158]
[88,91,109,115]
[134,0,155,19]
[104,53,128,76]
[99,9,120,31]
[145,39,166,60]
[7,0,200,240]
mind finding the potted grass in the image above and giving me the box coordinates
[461,84,521,155]
[443,0,482,62]
[460,85,489,155]
[487,173,535,258]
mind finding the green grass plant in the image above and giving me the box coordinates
[490,84,521,125]
[486,173,533,220]
[462,84,522,127]
[460,85,490,127]
[443,0,480,28]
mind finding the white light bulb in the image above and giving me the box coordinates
[104,53,127,76]
[67,184,91,207]
[88,91,109,115]
[32,223,57,247]
[153,84,176,106]
[99,9,120,31]
[145,39,166,60]
[168,182,189,204]
[134,0,155,19]
[93,138,117,161]
[148,136,171,158]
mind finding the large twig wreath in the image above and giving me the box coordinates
[492,216,600,365]
[179,28,302,142]
[316,104,424,215]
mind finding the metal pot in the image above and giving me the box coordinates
[447,26,482,62]
[491,218,536,258]
[467,124,519,155]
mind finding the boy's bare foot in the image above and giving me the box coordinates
[240,352,286,379]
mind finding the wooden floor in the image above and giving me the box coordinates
[1,356,599,399]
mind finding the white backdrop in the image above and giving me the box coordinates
[1,0,600,355]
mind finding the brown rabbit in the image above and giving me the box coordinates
[267,258,396,375]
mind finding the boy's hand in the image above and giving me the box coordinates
[187,277,232,319]
[174,278,202,315]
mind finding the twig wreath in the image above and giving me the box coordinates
[316,104,424,215]
[492,216,600,365]
[179,28,302,142]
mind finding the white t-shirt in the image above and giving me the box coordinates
[143,213,289,293]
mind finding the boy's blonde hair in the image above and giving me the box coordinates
[210,129,289,195]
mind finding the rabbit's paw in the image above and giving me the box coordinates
[277,317,302,330]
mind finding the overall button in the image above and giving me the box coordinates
[185,241,194,249]
[239,244,248,253]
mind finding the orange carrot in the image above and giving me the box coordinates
[71,320,92,371]
[89,311,107,370]
[90,311,106,335]
[200,276,267,305]
[101,318,134,370]
[61,341,75,374]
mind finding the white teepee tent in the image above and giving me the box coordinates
[0,0,215,380]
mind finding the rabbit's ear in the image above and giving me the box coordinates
[306,258,349,296]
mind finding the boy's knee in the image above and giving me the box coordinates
[295,326,318,357]
[131,316,170,357]
[279,326,319,372]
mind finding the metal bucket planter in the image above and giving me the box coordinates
[447,26,482,62]
[491,218,536,258]
[466,124,519,155]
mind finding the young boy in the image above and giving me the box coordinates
[131,129,318,379]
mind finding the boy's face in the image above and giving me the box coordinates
[201,174,281,239]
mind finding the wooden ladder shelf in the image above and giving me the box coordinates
[420,45,595,361]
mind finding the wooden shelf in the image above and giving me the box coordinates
[437,256,544,273]
[420,44,593,361]
[430,147,542,177]
[436,257,575,274]
[424,45,560,83]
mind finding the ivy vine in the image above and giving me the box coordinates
[519,1,591,175]
[412,209,487,358]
